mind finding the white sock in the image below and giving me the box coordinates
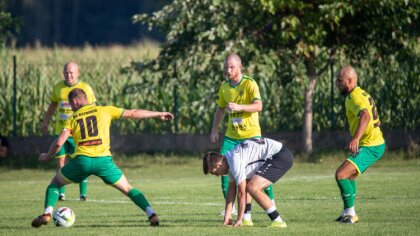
[265,205,276,214]
[265,205,283,222]
[44,206,53,215]
[146,207,155,217]
[243,213,252,221]
[346,206,356,216]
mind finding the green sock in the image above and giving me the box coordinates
[350,179,357,200]
[264,185,275,200]
[128,188,151,212]
[79,178,88,196]
[337,179,354,208]
[221,175,229,199]
[59,185,66,195]
[44,184,60,209]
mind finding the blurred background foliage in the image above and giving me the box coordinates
[0,0,419,137]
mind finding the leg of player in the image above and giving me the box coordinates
[247,175,287,228]
[56,156,66,201]
[112,175,160,226]
[242,180,254,226]
[31,171,72,228]
[264,185,276,205]
[79,177,88,201]
[335,160,359,223]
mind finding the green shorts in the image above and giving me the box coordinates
[220,136,261,155]
[54,136,75,158]
[347,143,386,174]
[60,155,123,185]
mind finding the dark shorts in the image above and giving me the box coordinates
[255,146,294,183]
[60,155,123,185]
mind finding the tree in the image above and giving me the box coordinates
[131,0,419,153]
[0,2,20,48]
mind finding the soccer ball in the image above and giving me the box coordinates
[53,207,75,227]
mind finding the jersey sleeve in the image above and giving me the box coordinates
[50,84,59,102]
[349,97,370,117]
[248,80,261,102]
[63,116,72,131]
[228,152,246,185]
[106,106,125,120]
[216,85,226,108]
[85,84,97,104]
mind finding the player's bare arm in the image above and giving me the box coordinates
[227,100,262,113]
[41,102,58,135]
[223,181,236,226]
[39,129,71,161]
[234,180,247,227]
[122,109,174,120]
[210,107,226,143]
[347,109,370,153]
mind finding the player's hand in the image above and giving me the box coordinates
[41,123,49,136]
[158,112,174,121]
[223,217,233,226]
[233,219,242,227]
[346,138,360,154]
[38,153,51,162]
[227,102,241,112]
[210,130,219,143]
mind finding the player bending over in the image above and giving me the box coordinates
[32,88,173,228]
[203,138,293,227]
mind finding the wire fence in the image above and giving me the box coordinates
[1,52,418,137]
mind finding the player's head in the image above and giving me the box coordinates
[336,66,358,95]
[203,151,228,176]
[63,62,79,86]
[68,88,88,111]
[224,53,242,81]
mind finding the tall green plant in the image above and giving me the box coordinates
[131,0,420,153]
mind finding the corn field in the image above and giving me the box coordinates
[0,43,418,137]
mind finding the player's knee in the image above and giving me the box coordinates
[335,169,346,180]
[246,182,259,195]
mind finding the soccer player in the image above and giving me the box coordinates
[41,62,96,201]
[203,138,293,227]
[210,53,276,224]
[31,88,173,228]
[334,66,386,224]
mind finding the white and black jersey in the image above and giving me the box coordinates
[226,138,293,185]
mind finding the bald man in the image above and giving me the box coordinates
[41,62,96,201]
[334,66,386,224]
[210,53,276,226]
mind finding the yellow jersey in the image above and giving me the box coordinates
[64,104,124,158]
[345,87,385,146]
[51,81,96,135]
[216,75,262,139]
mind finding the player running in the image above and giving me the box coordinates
[334,66,386,224]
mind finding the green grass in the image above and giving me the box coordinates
[0,153,419,235]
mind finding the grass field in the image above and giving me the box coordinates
[0,153,419,235]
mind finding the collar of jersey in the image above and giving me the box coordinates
[347,86,360,100]
[64,80,80,87]
[76,103,95,112]
[229,75,244,88]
